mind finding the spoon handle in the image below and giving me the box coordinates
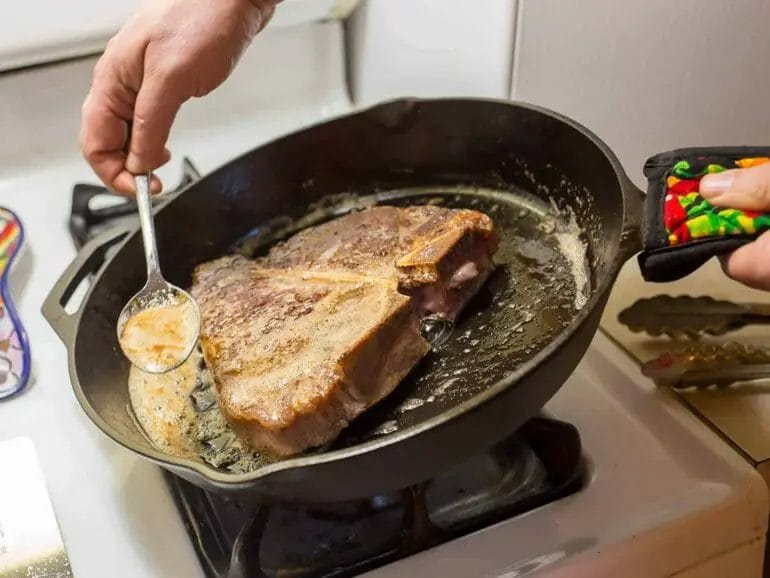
[134,174,161,281]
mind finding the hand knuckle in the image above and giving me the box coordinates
[104,36,119,54]
[93,55,110,79]
[80,140,98,162]
[758,176,770,204]
[746,164,770,206]
[149,48,192,81]
[79,129,97,153]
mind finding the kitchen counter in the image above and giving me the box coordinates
[601,255,770,477]
[0,163,206,577]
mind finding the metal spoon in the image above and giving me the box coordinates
[116,173,200,374]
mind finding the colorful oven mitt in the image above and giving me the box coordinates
[0,208,30,400]
[638,147,770,282]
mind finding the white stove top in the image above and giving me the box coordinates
[374,332,767,577]
[0,19,766,578]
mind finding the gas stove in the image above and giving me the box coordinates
[0,8,767,578]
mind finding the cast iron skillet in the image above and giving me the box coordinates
[41,99,756,502]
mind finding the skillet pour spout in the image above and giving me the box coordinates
[41,99,770,502]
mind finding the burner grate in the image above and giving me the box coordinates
[68,158,200,249]
[164,418,584,578]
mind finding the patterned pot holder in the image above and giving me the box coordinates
[638,147,770,282]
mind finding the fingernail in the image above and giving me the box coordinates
[700,171,735,198]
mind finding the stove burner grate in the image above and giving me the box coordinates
[68,158,200,249]
[164,417,584,578]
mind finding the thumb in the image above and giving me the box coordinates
[719,231,770,291]
[700,161,770,211]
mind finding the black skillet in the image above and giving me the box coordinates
[42,99,770,502]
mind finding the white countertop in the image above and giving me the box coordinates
[0,162,205,577]
[601,252,770,467]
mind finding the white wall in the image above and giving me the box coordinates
[512,0,770,186]
[348,0,516,106]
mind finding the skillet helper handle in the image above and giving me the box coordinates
[42,227,129,343]
[638,147,770,282]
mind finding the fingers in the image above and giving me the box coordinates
[80,45,165,195]
[80,0,276,193]
[701,161,770,289]
[700,162,770,211]
[720,231,770,291]
[80,56,135,194]
[125,61,184,174]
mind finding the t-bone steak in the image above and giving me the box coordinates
[191,205,499,457]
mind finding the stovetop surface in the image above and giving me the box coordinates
[165,417,583,578]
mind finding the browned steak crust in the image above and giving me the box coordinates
[261,206,499,318]
[192,206,497,457]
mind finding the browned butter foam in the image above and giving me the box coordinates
[129,347,269,473]
[120,300,198,373]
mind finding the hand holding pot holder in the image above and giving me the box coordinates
[638,147,770,282]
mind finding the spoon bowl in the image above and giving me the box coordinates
[117,279,200,374]
[117,173,200,374]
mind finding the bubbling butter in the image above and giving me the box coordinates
[120,299,199,373]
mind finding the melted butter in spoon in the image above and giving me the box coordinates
[120,298,199,374]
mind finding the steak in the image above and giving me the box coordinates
[261,205,499,319]
[191,206,498,457]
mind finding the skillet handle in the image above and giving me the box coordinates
[637,147,770,282]
[42,227,130,343]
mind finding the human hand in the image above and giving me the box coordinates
[701,160,770,290]
[80,0,277,195]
